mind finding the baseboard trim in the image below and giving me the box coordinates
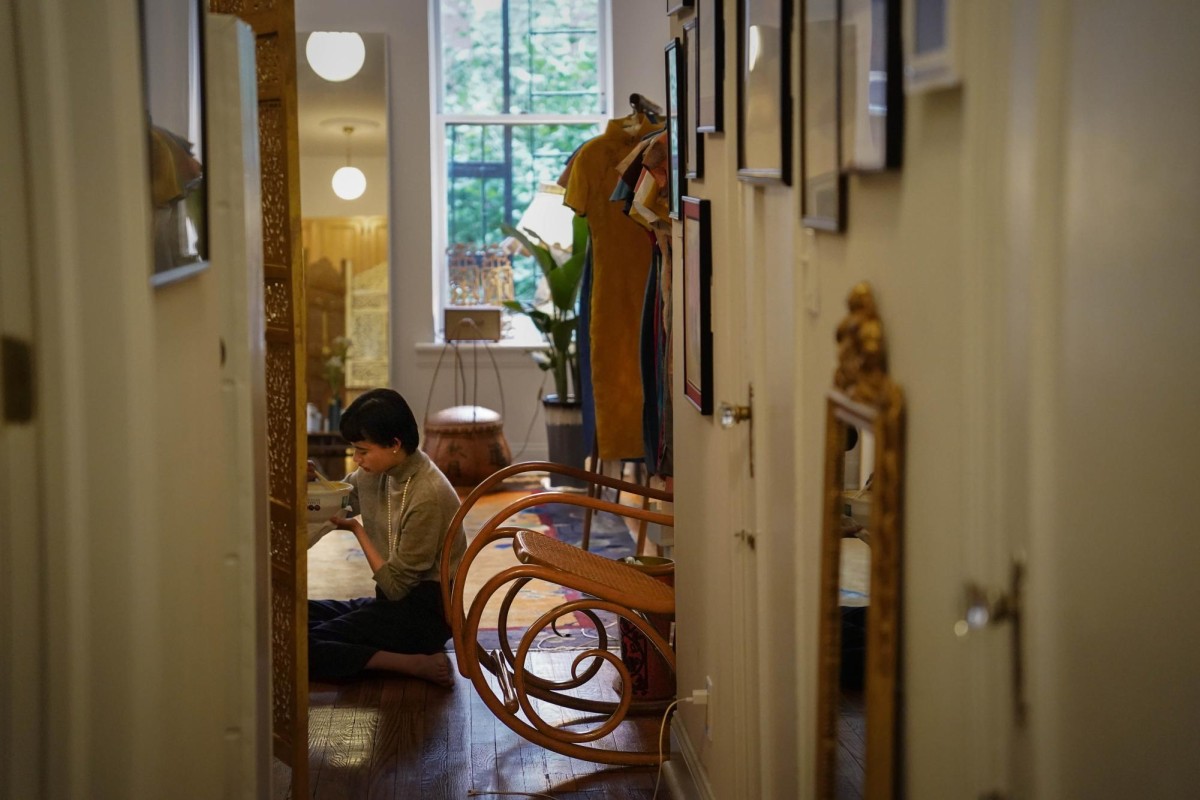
[665,717,716,800]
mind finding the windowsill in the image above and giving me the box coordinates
[415,311,548,361]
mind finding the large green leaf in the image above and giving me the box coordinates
[550,318,576,355]
[545,258,583,313]
[500,222,556,276]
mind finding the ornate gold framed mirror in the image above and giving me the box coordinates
[816,282,905,799]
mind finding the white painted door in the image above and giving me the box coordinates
[0,5,44,797]
[1004,1,1200,796]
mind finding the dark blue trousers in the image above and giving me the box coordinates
[308,581,452,680]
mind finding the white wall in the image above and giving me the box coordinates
[611,0,670,115]
[671,1,1200,798]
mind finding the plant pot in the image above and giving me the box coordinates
[542,394,587,488]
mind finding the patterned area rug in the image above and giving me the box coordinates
[306,480,638,653]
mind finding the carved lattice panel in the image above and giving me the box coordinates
[209,0,307,793]
[258,102,289,267]
[270,570,295,731]
[265,343,294,505]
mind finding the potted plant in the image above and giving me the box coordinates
[501,214,589,481]
[500,215,587,401]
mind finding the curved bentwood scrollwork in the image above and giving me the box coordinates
[439,462,676,766]
[817,282,906,799]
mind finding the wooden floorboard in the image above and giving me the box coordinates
[288,649,664,799]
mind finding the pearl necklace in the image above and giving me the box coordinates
[385,474,413,556]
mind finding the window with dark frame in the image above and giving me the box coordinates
[438,0,608,308]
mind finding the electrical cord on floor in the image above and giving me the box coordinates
[652,698,684,800]
[653,690,709,799]
[466,791,559,800]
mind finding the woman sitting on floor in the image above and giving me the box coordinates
[308,388,466,687]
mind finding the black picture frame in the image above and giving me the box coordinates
[802,0,845,231]
[840,0,903,171]
[668,0,695,14]
[737,0,793,184]
[682,196,713,415]
[140,0,209,287]
[696,0,724,133]
[665,37,686,220]
[683,18,704,180]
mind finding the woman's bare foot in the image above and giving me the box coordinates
[365,650,455,688]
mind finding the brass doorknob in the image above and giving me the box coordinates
[718,402,751,429]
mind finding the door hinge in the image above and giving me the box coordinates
[2,336,34,422]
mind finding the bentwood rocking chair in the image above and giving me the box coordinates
[438,461,676,766]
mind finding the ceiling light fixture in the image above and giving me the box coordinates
[332,126,366,201]
[306,31,366,82]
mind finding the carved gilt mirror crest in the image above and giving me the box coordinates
[816,281,905,799]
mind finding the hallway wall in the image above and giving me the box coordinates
[670,1,1200,798]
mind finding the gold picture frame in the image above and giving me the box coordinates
[815,282,905,799]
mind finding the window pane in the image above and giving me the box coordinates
[441,0,506,114]
[441,0,602,116]
[509,0,602,115]
[444,122,599,303]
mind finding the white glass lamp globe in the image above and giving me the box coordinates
[332,166,367,200]
[306,32,366,82]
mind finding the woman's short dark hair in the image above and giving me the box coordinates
[339,388,420,453]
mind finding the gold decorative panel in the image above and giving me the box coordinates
[219,0,279,13]
[266,344,293,498]
[270,570,295,730]
[265,277,290,326]
[255,33,281,98]
[258,102,289,267]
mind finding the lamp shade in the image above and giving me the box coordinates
[306,32,366,82]
[332,166,366,200]
[513,184,576,251]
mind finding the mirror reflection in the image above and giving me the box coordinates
[836,419,873,797]
[296,31,391,448]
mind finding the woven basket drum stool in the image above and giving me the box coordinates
[424,405,512,489]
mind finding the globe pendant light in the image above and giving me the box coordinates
[332,126,366,201]
[305,32,366,82]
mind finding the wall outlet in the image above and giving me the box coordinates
[704,676,714,741]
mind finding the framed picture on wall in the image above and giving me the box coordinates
[696,0,724,133]
[665,37,686,219]
[802,0,845,231]
[139,0,209,287]
[840,0,903,170]
[682,196,713,415]
[737,0,793,184]
[668,0,695,14]
[683,18,704,180]
[904,0,961,92]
